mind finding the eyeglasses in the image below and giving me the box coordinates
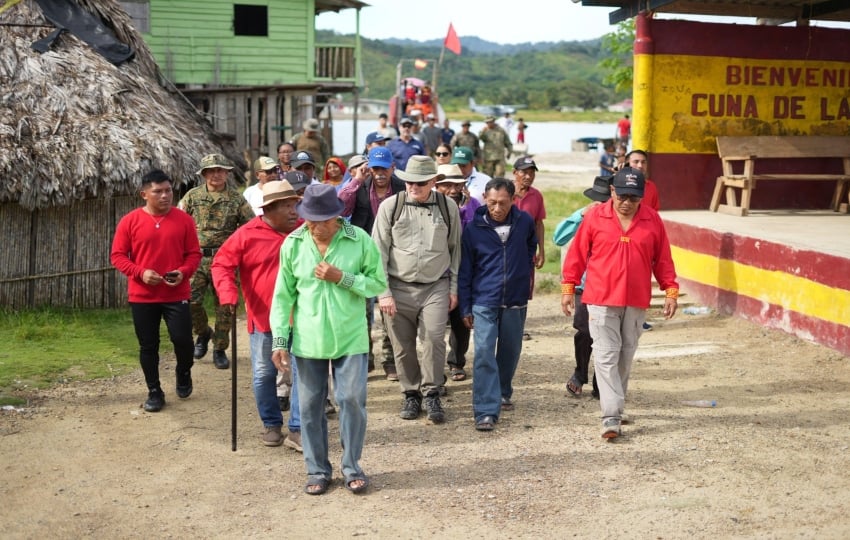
[615,194,642,203]
[405,181,430,187]
[435,152,450,157]
[261,167,279,174]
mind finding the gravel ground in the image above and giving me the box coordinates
[2,288,849,538]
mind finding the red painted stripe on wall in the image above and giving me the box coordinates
[650,153,841,211]
[650,19,850,62]
[665,221,850,291]
[680,277,850,357]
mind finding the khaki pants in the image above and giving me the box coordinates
[586,305,645,421]
[385,277,450,397]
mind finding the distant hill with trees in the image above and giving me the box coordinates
[318,31,630,111]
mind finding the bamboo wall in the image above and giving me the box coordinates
[0,197,138,309]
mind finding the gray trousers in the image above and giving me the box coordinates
[385,277,450,397]
[586,305,645,421]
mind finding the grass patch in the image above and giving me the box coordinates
[0,307,140,398]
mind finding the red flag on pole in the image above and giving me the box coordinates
[444,23,461,55]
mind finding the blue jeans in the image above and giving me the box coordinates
[471,305,527,422]
[294,353,368,481]
[249,331,300,431]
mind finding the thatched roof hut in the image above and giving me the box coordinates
[0,0,241,309]
[0,0,240,211]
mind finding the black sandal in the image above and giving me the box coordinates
[304,476,330,495]
[566,375,583,397]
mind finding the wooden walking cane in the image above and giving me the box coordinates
[231,307,237,451]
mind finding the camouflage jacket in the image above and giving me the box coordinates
[178,184,253,249]
[478,126,513,161]
[449,132,481,159]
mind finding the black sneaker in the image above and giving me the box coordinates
[278,396,290,412]
[399,395,421,420]
[144,388,165,412]
[424,394,445,424]
[193,328,211,359]
[212,349,229,369]
[176,370,193,399]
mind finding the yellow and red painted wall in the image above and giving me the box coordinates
[666,220,850,356]
[633,16,850,210]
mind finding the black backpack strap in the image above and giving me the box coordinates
[435,191,451,237]
[391,191,406,227]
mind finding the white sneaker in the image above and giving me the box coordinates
[601,418,621,439]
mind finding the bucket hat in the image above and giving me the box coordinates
[196,153,233,175]
[296,184,344,221]
[396,155,445,183]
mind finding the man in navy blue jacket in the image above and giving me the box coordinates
[458,178,537,431]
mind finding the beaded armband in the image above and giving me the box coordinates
[561,283,576,295]
[665,288,679,299]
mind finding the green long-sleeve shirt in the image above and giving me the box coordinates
[270,219,387,358]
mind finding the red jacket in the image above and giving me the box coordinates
[562,201,677,309]
[211,216,302,333]
[110,208,201,303]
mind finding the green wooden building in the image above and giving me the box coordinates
[120,0,366,158]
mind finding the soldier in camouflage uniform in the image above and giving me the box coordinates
[178,154,254,369]
[449,121,481,164]
[478,116,513,178]
[290,118,330,176]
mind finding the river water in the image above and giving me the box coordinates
[330,119,618,155]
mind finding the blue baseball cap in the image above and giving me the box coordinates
[365,131,389,145]
[368,147,394,168]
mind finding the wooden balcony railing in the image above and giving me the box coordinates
[315,45,356,80]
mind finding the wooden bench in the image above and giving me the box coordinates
[709,136,850,216]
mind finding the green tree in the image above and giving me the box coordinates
[599,19,635,94]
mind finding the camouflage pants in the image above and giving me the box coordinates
[481,159,505,179]
[189,256,233,351]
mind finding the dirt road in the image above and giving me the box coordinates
[2,289,849,538]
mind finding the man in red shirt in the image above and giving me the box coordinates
[512,156,546,340]
[561,167,679,439]
[211,178,304,449]
[111,169,202,412]
[625,149,660,211]
[616,114,631,147]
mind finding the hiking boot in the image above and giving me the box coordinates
[212,349,229,369]
[601,418,621,439]
[176,370,193,399]
[193,328,211,359]
[143,388,165,412]
[278,396,290,412]
[262,426,284,447]
[284,430,303,452]
[424,394,445,424]
[400,395,421,420]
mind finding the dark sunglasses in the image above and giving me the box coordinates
[405,180,430,187]
[435,151,450,157]
[615,194,642,203]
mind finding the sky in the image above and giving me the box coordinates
[316,0,850,45]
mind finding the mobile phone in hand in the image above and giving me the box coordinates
[164,271,179,283]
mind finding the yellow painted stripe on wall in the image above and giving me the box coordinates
[671,245,850,326]
[647,54,850,154]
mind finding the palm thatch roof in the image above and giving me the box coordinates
[0,0,239,210]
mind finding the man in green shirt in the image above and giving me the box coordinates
[178,153,254,369]
[270,184,386,496]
